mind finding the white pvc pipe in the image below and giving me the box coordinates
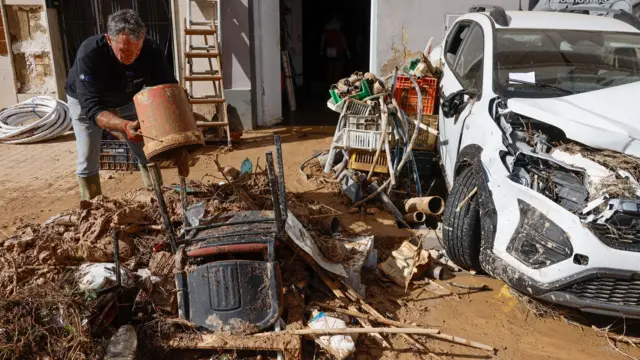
[0,96,72,144]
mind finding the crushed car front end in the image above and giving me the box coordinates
[477,95,640,319]
[465,25,640,318]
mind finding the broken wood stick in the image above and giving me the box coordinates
[410,118,439,136]
[456,187,478,212]
[284,327,494,353]
[308,303,421,329]
[306,303,495,352]
[430,281,462,300]
[427,332,495,353]
[450,282,489,291]
[335,275,428,350]
[214,155,258,210]
[288,327,440,336]
[283,236,392,348]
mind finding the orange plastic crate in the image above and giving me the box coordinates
[394,75,438,116]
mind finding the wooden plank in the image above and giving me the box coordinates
[166,333,302,360]
[188,98,226,104]
[196,121,229,127]
[185,51,220,58]
[185,28,216,35]
[185,75,223,81]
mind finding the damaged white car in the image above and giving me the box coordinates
[431,7,640,318]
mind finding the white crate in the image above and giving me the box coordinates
[344,129,382,151]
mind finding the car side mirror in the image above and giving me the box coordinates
[441,88,478,118]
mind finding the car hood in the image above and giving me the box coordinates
[507,81,640,157]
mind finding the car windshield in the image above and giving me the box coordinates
[493,28,640,98]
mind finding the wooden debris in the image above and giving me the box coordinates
[214,155,258,210]
[456,187,478,212]
[450,282,489,291]
[308,303,420,328]
[167,332,302,360]
[378,240,431,288]
[289,327,439,336]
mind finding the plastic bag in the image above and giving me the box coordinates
[308,311,356,360]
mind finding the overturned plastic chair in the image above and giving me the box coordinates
[172,138,287,334]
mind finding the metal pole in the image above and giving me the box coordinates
[273,135,287,221]
[266,151,284,239]
[148,164,178,253]
[180,175,189,227]
[113,230,121,288]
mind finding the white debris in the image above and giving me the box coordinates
[308,311,356,360]
[582,196,609,215]
[76,263,136,292]
[551,150,612,188]
[551,149,640,200]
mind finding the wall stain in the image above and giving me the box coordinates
[380,26,422,76]
[6,5,54,94]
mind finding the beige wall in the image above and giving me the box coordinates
[0,2,18,108]
[0,0,62,106]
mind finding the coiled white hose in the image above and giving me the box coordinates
[0,96,72,144]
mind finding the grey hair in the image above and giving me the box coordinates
[107,9,146,40]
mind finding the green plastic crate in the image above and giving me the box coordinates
[328,79,373,107]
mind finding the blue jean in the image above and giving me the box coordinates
[68,96,149,177]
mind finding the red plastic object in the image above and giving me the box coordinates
[153,242,168,252]
[394,75,438,116]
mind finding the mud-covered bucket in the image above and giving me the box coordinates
[133,84,205,162]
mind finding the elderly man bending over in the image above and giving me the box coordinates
[65,9,178,200]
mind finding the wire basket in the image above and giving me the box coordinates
[100,140,139,172]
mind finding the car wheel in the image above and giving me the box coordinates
[442,166,482,271]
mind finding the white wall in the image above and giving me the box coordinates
[371,0,522,76]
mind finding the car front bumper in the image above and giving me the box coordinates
[480,160,640,318]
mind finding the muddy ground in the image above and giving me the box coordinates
[1,126,639,360]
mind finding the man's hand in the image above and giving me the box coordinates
[121,120,143,142]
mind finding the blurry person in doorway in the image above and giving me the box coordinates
[320,14,351,85]
[65,9,178,201]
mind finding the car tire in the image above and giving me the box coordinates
[442,166,482,271]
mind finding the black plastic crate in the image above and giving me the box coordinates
[413,150,438,179]
[100,140,139,171]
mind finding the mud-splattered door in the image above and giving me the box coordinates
[55,0,175,73]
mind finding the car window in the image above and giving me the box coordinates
[445,22,471,67]
[494,29,640,98]
[453,24,484,90]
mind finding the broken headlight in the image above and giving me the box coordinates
[507,199,573,269]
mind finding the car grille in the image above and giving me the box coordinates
[565,277,640,307]
[587,223,640,253]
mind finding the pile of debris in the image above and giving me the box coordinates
[0,167,278,359]
[0,151,499,359]
[319,41,445,232]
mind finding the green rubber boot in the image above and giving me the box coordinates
[78,174,102,201]
[139,163,163,189]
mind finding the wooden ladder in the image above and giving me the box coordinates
[183,0,231,147]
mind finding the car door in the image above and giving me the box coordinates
[438,21,485,183]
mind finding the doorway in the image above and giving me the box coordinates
[280,0,371,126]
[57,0,175,74]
